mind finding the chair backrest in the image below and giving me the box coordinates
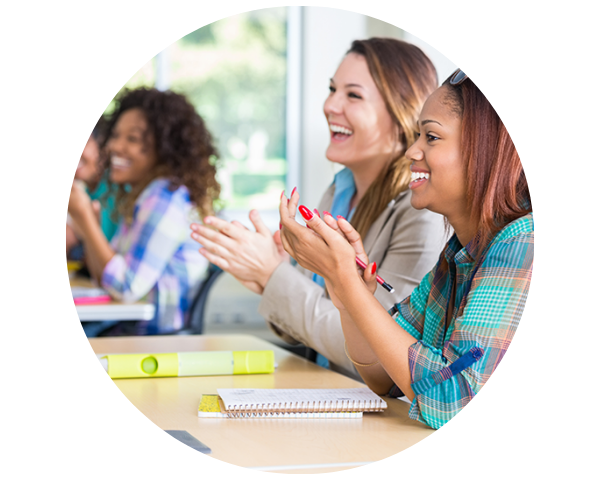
[185,265,224,334]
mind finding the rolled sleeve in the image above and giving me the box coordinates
[405,338,483,429]
[102,253,131,301]
[396,293,484,429]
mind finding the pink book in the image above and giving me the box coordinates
[72,287,112,305]
[73,295,112,305]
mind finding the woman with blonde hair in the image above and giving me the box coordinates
[191,38,447,377]
[279,70,533,428]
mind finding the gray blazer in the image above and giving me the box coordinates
[258,184,448,380]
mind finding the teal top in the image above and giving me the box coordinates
[312,168,356,288]
[391,213,534,429]
[87,175,119,242]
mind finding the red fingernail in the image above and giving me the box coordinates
[337,215,345,220]
[279,222,282,230]
[291,187,297,197]
[280,190,285,199]
[323,211,332,217]
[298,205,313,221]
[313,208,320,218]
[371,262,377,274]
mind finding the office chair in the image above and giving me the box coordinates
[305,348,317,362]
[174,264,224,335]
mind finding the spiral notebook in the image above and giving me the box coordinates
[198,388,387,418]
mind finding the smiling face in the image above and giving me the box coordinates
[74,135,100,184]
[323,53,400,173]
[406,86,469,224]
[106,108,158,186]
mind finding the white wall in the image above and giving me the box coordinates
[402,31,458,84]
[299,7,368,209]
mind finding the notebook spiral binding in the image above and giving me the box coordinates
[223,398,386,418]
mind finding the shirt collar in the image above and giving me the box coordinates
[444,233,476,265]
[444,213,534,266]
[330,168,357,220]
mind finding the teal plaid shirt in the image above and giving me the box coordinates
[392,213,534,429]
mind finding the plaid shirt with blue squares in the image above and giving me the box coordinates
[391,213,534,429]
[102,178,208,334]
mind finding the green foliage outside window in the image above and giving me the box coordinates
[109,7,288,210]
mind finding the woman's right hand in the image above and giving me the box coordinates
[279,190,378,302]
[329,215,378,296]
[190,210,286,292]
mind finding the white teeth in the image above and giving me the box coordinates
[410,171,430,181]
[330,124,353,135]
[111,155,130,168]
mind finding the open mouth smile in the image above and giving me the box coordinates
[329,123,354,141]
[409,170,430,189]
[111,155,131,169]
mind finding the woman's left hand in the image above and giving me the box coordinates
[190,210,285,290]
[279,190,376,296]
[68,181,93,222]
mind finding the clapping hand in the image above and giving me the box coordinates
[190,209,287,295]
[278,189,378,310]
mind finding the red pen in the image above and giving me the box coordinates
[355,257,395,293]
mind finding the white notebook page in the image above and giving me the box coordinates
[217,388,386,411]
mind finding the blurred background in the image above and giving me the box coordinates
[106,6,456,346]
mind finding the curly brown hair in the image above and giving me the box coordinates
[100,87,221,223]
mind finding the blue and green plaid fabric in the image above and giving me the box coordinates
[392,213,534,429]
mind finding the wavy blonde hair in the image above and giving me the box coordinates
[346,38,438,238]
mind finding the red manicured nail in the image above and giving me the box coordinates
[313,208,320,217]
[291,187,297,197]
[298,205,313,221]
[337,215,345,220]
[371,262,377,274]
[280,190,285,199]
[323,211,332,217]
[279,222,282,230]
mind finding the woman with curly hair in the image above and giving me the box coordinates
[68,87,221,336]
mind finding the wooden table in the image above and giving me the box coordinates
[71,277,155,321]
[89,334,434,473]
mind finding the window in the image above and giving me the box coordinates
[112,7,292,213]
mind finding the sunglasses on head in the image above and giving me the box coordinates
[449,69,468,86]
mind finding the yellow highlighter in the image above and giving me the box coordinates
[98,350,275,379]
